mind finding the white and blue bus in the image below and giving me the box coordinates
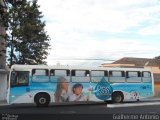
[7,65,154,106]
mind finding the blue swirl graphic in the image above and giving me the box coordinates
[94,77,113,100]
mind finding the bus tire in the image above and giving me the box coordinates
[34,93,50,107]
[112,92,124,103]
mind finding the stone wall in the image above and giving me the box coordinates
[0,70,7,101]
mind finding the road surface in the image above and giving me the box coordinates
[0,101,160,120]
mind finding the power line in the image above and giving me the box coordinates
[51,58,115,61]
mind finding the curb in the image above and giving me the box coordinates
[0,103,9,106]
[107,101,160,108]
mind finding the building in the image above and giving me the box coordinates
[101,57,160,96]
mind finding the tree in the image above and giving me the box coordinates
[6,0,50,66]
[155,56,160,60]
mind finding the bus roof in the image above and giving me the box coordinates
[10,64,152,72]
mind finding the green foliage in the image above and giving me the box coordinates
[6,0,50,66]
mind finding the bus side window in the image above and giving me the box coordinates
[85,70,90,77]
[71,70,75,76]
[104,71,108,77]
[126,71,141,83]
[109,71,125,83]
[142,71,151,83]
[91,70,105,76]
[109,71,112,77]
[32,69,49,76]
[32,69,35,76]
[126,72,129,78]
[67,70,70,76]
[32,69,49,82]
[142,71,151,78]
[122,71,125,77]
[91,70,108,83]
[127,71,139,77]
[50,69,70,82]
[11,71,18,86]
[75,70,87,77]
[50,70,55,76]
[11,71,29,87]
[111,71,123,77]
[18,71,29,85]
[138,72,141,77]
[72,70,90,82]
[46,70,49,76]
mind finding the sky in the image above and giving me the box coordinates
[37,0,160,67]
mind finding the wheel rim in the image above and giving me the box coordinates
[39,97,46,104]
[115,95,122,102]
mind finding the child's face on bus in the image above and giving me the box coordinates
[74,86,83,95]
[62,82,68,90]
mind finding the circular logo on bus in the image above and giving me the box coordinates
[94,78,113,100]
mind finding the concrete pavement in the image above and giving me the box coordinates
[0,100,8,106]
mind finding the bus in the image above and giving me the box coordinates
[7,65,154,106]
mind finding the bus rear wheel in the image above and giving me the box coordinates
[112,92,124,103]
[34,93,50,107]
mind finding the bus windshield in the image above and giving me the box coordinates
[10,71,29,87]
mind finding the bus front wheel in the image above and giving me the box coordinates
[112,92,124,103]
[34,93,50,107]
